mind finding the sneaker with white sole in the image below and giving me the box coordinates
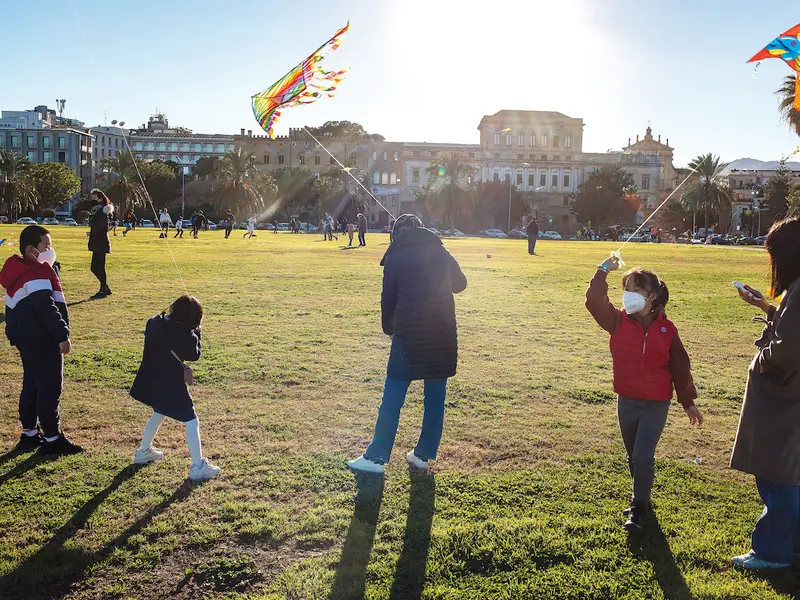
[189,458,221,481]
[134,446,165,464]
[731,551,792,570]
[347,455,384,474]
[406,450,430,472]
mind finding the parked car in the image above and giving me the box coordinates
[508,229,528,239]
[540,231,563,240]
[0,216,9,224]
[277,223,290,231]
[16,217,36,225]
[140,219,156,228]
[44,217,60,226]
[706,234,733,245]
[208,222,217,230]
[485,228,508,238]
[735,236,759,246]
[755,235,767,245]
[619,233,647,243]
[62,218,78,226]
[428,227,441,235]
[438,228,466,237]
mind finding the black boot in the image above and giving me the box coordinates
[624,501,650,533]
[39,433,84,456]
[15,430,43,451]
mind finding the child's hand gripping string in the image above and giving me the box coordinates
[598,255,621,273]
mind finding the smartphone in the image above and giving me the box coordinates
[733,281,762,299]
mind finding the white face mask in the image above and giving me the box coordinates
[623,291,647,315]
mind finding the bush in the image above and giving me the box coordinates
[40,208,56,218]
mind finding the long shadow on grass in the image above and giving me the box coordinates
[0,452,54,487]
[627,512,693,600]
[0,465,194,600]
[389,474,435,600]
[329,473,385,600]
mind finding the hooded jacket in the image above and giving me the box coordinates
[381,227,467,380]
[0,255,69,348]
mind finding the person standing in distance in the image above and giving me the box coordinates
[88,189,113,298]
[526,217,539,256]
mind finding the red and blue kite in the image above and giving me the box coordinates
[749,23,800,110]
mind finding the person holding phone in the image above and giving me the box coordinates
[730,217,800,570]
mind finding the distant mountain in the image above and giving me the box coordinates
[724,158,800,173]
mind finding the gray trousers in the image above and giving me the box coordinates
[617,396,671,504]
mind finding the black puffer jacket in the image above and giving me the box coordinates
[381,228,467,380]
[88,204,111,254]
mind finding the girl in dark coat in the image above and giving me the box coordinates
[349,215,467,474]
[88,189,113,298]
[130,295,220,481]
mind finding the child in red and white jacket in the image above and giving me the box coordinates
[586,256,703,532]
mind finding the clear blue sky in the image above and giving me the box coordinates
[2,0,798,165]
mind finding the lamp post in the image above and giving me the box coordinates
[175,157,187,222]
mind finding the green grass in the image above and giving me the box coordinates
[0,225,796,599]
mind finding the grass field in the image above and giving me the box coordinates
[0,225,796,600]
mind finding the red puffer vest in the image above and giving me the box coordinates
[610,311,675,401]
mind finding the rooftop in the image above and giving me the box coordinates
[479,110,578,123]
[127,132,234,139]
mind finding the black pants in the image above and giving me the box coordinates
[19,345,63,438]
[358,231,366,246]
[225,226,232,239]
[90,251,107,289]
[528,237,537,254]
[174,229,183,238]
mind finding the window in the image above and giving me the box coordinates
[553,134,559,148]
[642,174,650,189]
[157,142,166,151]
[541,134,548,147]
[264,154,269,164]
[43,151,51,162]
[227,144,234,151]
[371,213,378,223]
[516,172,523,185]
[429,151,438,157]
[381,171,388,184]
[493,169,501,182]
[101,149,105,158]
[540,173,546,187]
[372,151,377,160]
[390,172,397,184]
[204,143,213,152]
[563,173,571,188]
[563,196,570,206]
[192,143,201,152]
[101,136,105,145]
[278,154,285,164]
[169,142,178,151]
[216,144,225,152]
[116,139,119,148]
[518,133,524,146]
[134,142,143,150]
[530,133,536,147]
[11,135,19,148]
[518,154,525,159]
[393,151,398,162]
[182,154,190,162]
[494,132,500,146]
[504,133,511,146]
[565,155,572,162]
[383,151,388,161]
[373,171,380,184]
[330,156,335,165]
[298,154,305,164]
[136,153,144,160]
[541,155,548,161]
[412,169,420,183]
[315,155,320,165]
[27,135,36,147]
[26,151,36,161]
[413,151,421,157]
[58,151,66,163]
[551,174,558,187]
[147,153,154,160]
[468,152,475,158]
[146,142,155,151]
[528,174,535,186]
[565,134,571,148]
[180,143,189,151]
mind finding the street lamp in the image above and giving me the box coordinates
[175,157,188,222]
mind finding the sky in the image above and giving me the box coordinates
[2,0,798,166]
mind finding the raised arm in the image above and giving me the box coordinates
[585,266,621,335]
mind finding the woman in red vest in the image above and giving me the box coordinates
[586,256,703,532]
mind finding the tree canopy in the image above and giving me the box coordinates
[571,165,636,226]
[28,162,81,210]
[304,121,384,141]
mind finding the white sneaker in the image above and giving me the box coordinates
[134,446,165,464]
[731,551,792,570]
[189,458,221,481]
[347,455,385,474]
[406,450,430,472]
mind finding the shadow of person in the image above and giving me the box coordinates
[0,449,24,469]
[67,299,93,308]
[627,511,694,600]
[389,474,436,600]
[0,452,55,487]
[329,473,385,600]
[0,466,194,600]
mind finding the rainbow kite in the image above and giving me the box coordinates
[749,23,800,111]
[251,23,350,139]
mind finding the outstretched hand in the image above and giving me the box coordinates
[685,405,703,426]
[599,256,620,273]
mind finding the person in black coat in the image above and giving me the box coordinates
[526,217,539,255]
[88,189,113,298]
[349,214,467,474]
[130,295,220,481]
[357,212,368,246]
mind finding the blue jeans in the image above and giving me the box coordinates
[751,478,800,565]
[364,377,447,464]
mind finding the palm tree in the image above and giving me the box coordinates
[321,164,371,218]
[776,75,800,137]
[687,153,730,236]
[211,148,266,216]
[98,150,148,217]
[423,153,476,233]
[0,149,37,220]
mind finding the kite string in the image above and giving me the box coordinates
[302,127,396,220]
[119,134,191,298]
[615,162,702,254]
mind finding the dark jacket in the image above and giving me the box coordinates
[731,279,800,486]
[526,220,539,237]
[88,204,111,254]
[358,214,368,232]
[0,256,69,348]
[381,228,467,380]
[130,314,202,422]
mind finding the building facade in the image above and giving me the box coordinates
[127,113,234,166]
[726,167,800,232]
[622,126,676,206]
[89,125,129,179]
